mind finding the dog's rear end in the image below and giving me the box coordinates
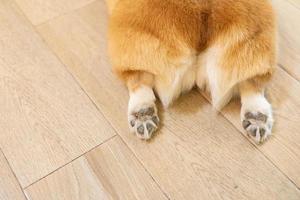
[106,0,276,143]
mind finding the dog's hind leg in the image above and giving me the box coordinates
[121,71,159,140]
[239,78,274,143]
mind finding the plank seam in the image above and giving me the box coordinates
[5,0,121,190]
[278,63,300,83]
[24,135,117,190]
[0,148,29,199]
[286,0,300,10]
[34,28,172,199]
[115,136,172,200]
[26,2,172,197]
[13,0,98,26]
[200,94,300,191]
[17,0,299,195]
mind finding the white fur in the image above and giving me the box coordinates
[128,85,156,114]
[128,85,158,139]
[203,46,237,109]
[241,93,272,117]
[196,53,207,90]
[241,92,273,142]
[154,45,235,109]
[154,56,197,108]
[205,47,221,102]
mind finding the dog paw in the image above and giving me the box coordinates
[128,106,159,140]
[242,111,273,143]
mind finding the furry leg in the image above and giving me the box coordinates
[240,80,273,143]
[124,71,159,139]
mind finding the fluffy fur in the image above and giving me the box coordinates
[106,0,276,142]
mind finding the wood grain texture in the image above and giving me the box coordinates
[25,137,167,200]
[14,0,95,25]
[286,0,300,9]
[0,0,115,187]
[272,0,300,80]
[0,151,26,200]
[36,1,300,199]
[215,67,300,186]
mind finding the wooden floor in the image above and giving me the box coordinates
[0,0,300,199]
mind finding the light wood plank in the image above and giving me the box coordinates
[286,0,300,9]
[216,67,300,186]
[272,0,300,80]
[36,1,300,199]
[25,137,167,200]
[0,151,26,200]
[0,0,115,187]
[14,0,95,25]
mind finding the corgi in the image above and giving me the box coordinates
[106,0,276,143]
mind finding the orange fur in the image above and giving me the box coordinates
[121,71,154,92]
[107,0,276,108]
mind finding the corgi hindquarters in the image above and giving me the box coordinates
[107,0,276,142]
[108,0,204,138]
